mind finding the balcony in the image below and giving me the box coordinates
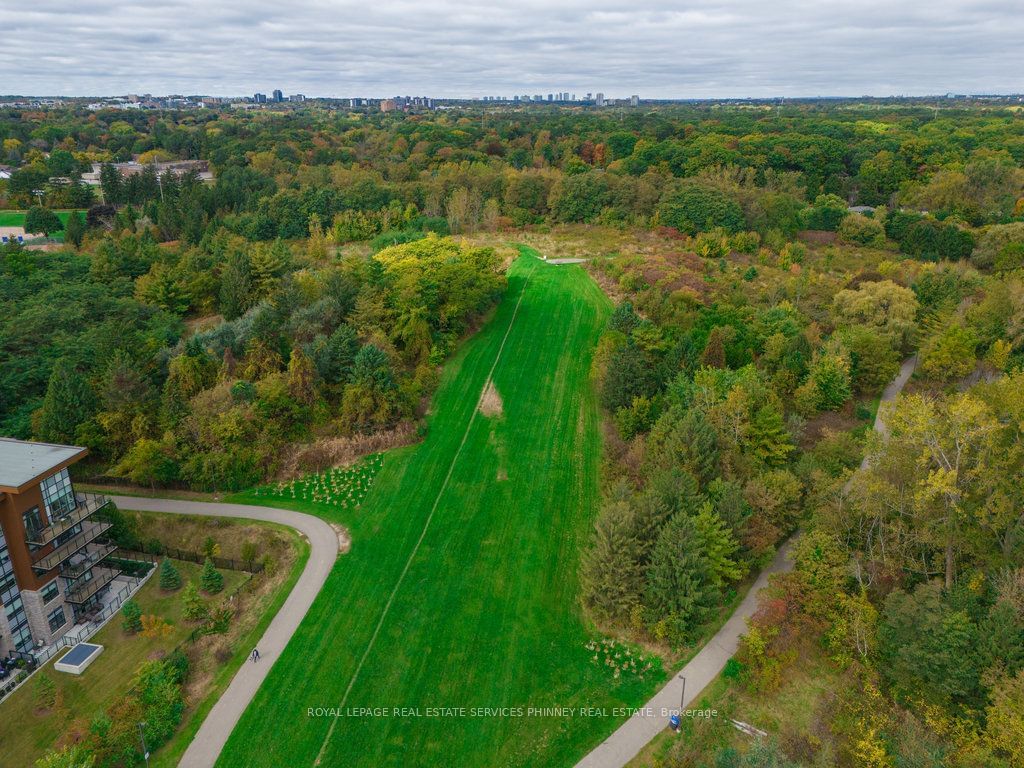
[64,566,119,605]
[26,493,110,547]
[60,541,117,579]
[31,520,112,573]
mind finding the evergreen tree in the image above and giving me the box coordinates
[250,239,291,297]
[644,513,719,642]
[744,404,794,468]
[121,599,143,633]
[608,301,640,334]
[601,342,657,412]
[692,502,743,585]
[36,358,96,444]
[645,408,719,487]
[351,344,395,392]
[64,210,86,248]
[700,328,728,368]
[219,249,255,320]
[159,559,181,591]
[199,557,224,594]
[310,324,359,385]
[580,500,644,623]
[182,581,209,621]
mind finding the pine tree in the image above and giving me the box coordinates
[644,513,719,642]
[692,502,743,586]
[182,581,208,621]
[250,239,291,297]
[159,559,181,591]
[700,327,727,368]
[201,536,220,558]
[64,210,86,248]
[121,599,143,633]
[745,404,794,468]
[646,408,719,486]
[580,500,644,624]
[219,249,255,320]
[36,358,96,444]
[199,557,223,594]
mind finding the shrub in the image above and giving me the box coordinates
[33,673,57,711]
[140,615,173,639]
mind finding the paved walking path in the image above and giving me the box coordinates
[573,542,793,768]
[108,496,339,768]
[574,355,918,768]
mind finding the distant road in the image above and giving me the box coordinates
[573,355,917,768]
[108,496,339,768]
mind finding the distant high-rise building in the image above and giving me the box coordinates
[595,93,605,106]
[272,89,283,102]
[630,94,639,107]
[289,94,305,102]
[253,92,267,103]
[547,93,553,101]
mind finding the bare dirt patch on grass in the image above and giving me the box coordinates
[330,523,352,554]
[478,378,504,417]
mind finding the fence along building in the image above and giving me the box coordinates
[0,439,119,656]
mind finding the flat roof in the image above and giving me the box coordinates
[59,642,103,666]
[0,438,88,493]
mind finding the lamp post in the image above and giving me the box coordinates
[138,721,150,767]
[678,673,686,712]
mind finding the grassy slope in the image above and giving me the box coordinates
[218,249,664,767]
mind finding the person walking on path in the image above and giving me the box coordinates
[251,648,260,663]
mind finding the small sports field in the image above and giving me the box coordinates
[0,209,84,228]
[219,248,664,767]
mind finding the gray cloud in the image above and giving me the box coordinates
[1,0,1021,98]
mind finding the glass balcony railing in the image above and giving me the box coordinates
[64,566,119,605]
[30,520,112,573]
[59,541,117,579]
[26,493,110,547]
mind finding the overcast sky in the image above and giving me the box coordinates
[1,0,1021,99]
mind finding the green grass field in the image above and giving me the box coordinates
[0,209,83,229]
[218,248,664,767]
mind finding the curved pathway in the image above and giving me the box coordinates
[574,355,918,768]
[108,496,339,768]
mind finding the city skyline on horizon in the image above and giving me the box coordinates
[1,1,1021,101]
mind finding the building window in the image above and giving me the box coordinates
[41,469,76,519]
[42,580,60,604]
[47,605,66,633]
[22,506,44,540]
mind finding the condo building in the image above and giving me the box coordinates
[0,439,118,657]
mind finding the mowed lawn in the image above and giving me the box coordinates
[220,248,663,767]
[0,209,84,228]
